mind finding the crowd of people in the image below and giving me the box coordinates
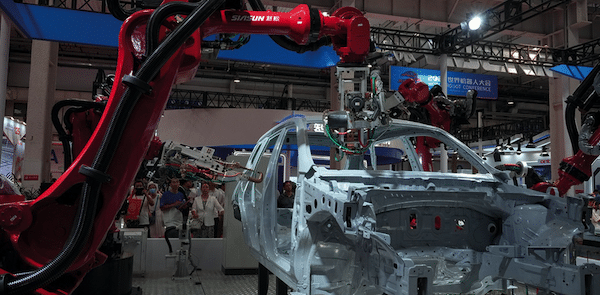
[122,176,298,238]
[122,177,226,239]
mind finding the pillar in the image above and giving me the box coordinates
[549,76,571,183]
[329,66,342,170]
[286,84,293,110]
[477,110,483,158]
[0,12,10,177]
[439,54,448,172]
[547,1,586,195]
[0,12,10,120]
[22,40,58,191]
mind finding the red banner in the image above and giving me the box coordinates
[23,175,39,181]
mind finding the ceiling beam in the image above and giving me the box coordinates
[438,0,570,53]
[371,27,559,66]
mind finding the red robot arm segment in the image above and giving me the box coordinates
[0,6,203,294]
[201,5,370,63]
[550,128,600,196]
[0,1,371,294]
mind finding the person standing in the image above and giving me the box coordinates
[147,181,164,238]
[209,181,225,238]
[125,180,155,233]
[277,180,295,208]
[179,178,196,223]
[190,182,224,238]
[160,178,186,240]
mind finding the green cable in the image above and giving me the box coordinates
[325,124,373,154]
[334,149,344,162]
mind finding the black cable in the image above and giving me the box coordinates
[92,69,106,100]
[565,101,579,153]
[164,227,176,253]
[106,0,137,21]
[51,100,105,169]
[3,0,225,293]
[95,0,226,172]
[5,181,101,294]
[146,2,199,57]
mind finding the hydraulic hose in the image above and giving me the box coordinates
[4,0,225,293]
[247,0,332,53]
[578,114,600,156]
[5,182,101,294]
[565,101,579,153]
[51,100,105,169]
[106,0,137,21]
[146,2,199,57]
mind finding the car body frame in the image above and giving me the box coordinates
[233,115,600,295]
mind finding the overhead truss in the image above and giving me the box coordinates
[168,89,330,112]
[29,0,600,65]
[438,0,571,53]
[455,116,548,143]
[371,27,558,66]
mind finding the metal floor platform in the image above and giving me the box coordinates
[132,270,285,295]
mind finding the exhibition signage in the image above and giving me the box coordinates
[390,66,498,100]
[24,175,39,181]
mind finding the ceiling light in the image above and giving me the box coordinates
[468,15,482,31]
[526,137,536,149]
[505,137,513,150]
[507,100,514,105]
[233,78,241,83]
[496,139,502,150]
[516,143,522,155]
[540,146,549,157]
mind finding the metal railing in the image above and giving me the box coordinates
[167,89,330,112]
[453,116,548,143]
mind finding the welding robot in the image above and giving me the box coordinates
[0,0,372,294]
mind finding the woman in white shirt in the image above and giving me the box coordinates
[147,182,165,238]
[190,182,224,238]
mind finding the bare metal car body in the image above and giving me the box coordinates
[233,115,600,295]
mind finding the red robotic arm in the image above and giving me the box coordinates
[0,1,370,294]
[528,64,600,196]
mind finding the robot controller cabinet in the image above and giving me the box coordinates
[119,228,148,276]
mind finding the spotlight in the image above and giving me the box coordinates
[468,15,482,30]
[540,146,549,157]
[505,137,513,150]
[526,136,536,149]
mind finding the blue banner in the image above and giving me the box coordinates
[0,1,121,47]
[0,2,339,68]
[549,65,593,81]
[390,66,498,100]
